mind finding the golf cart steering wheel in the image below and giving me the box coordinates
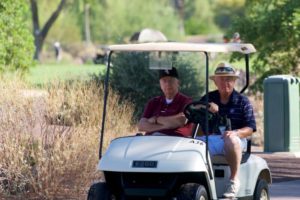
[183,101,216,124]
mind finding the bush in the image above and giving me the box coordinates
[0,0,34,73]
[110,51,206,121]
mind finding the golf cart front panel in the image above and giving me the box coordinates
[99,136,219,199]
[99,136,209,172]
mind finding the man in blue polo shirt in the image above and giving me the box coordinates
[200,62,256,198]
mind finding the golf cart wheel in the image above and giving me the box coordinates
[253,179,269,200]
[177,183,208,200]
[87,182,112,200]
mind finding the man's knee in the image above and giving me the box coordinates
[224,136,242,151]
[225,135,239,144]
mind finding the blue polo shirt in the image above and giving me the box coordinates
[201,90,256,133]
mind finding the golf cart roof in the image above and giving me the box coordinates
[108,42,256,54]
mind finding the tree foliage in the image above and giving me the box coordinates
[0,0,34,73]
[90,0,183,43]
[26,0,229,62]
[69,0,103,43]
[212,0,246,30]
[26,0,186,60]
[184,0,219,34]
[231,0,300,91]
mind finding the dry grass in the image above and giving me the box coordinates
[0,77,136,199]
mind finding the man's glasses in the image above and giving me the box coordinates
[217,76,236,82]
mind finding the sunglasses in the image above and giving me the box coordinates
[215,66,236,75]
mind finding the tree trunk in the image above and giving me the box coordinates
[33,34,43,60]
[173,0,185,35]
[84,3,92,44]
[30,0,66,60]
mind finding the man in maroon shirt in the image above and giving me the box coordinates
[138,67,193,137]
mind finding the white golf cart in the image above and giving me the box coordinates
[87,42,272,200]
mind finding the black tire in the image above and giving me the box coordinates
[253,179,269,200]
[87,182,112,200]
[177,183,208,200]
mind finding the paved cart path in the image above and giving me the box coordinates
[253,146,300,199]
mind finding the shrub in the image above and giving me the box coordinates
[0,0,34,73]
[110,51,206,121]
[0,77,135,199]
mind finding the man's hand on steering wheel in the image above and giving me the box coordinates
[183,101,218,124]
[208,102,219,113]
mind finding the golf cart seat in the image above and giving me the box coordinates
[211,139,252,165]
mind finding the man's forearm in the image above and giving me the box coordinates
[138,118,166,132]
[138,113,187,133]
[234,127,253,138]
[157,113,186,129]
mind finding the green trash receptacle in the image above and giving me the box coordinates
[264,75,300,152]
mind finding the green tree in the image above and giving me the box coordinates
[212,0,246,30]
[0,0,34,73]
[90,0,183,43]
[184,0,219,35]
[69,0,103,44]
[231,0,300,91]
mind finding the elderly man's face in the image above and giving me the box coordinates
[159,76,179,99]
[213,76,236,95]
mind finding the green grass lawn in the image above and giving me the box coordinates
[26,63,106,85]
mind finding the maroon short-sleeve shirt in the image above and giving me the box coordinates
[142,92,193,137]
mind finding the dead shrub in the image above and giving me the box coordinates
[0,78,136,199]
